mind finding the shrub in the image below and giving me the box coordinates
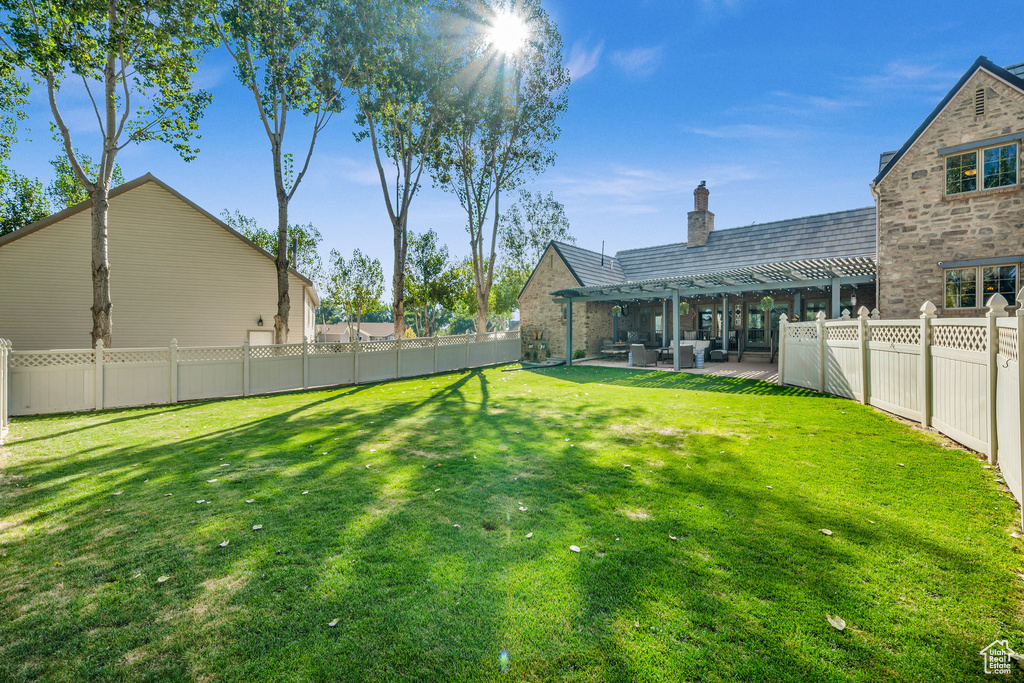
[573,349,586,359]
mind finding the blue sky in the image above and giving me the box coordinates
[8,0,1022,286]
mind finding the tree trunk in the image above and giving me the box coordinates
[273,150,290,345]
[392,217,407,339]
[89,188,113,347]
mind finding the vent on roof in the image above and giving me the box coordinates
[975,87,985,116]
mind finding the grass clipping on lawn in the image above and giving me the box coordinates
[0,365,1022,681]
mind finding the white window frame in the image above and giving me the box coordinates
[944,142,1019,197]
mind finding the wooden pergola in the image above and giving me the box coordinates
[551,256,877,370]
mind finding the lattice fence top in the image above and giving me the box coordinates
[10,350,95,368]
[931,325,987,352]
[309,342,354,355]
[437,335,466,347]
[249,344,303,359]
[868,324,921,346]
[826,325,859,341]
[362,340,397,353]
[786,325,818,341]
[402,338,433,349]
[997,327,1019,363]
[104,349,170,364]
[178,347,242,362]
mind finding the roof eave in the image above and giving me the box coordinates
[873,56,1024,186]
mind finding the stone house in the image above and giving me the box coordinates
[872,56,1024,319]
[518,183,877,365]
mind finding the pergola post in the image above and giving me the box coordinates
[722,294,730,358]
[662,299,668,347]
[831,277,841,318]
[565,299,573,366]
[793,290,802,321]
[672,289,680,372]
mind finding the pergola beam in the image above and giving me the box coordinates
[550,275,875,303]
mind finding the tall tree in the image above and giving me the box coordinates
[217,0,359,343]
[219,209,324,286]
[404,229,459,336]
[326,248,384,341]
[0,171,48,235]
[352,0,456,339]
[431,0,568,332]
[0,58,28,186]
[48,151,125,209]
[498,189,572,272]
[0,0,213,346]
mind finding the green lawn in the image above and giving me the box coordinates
[1,366,1022,682]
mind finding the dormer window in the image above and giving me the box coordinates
[945,142,1018,195]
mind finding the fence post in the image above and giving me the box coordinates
[858,306,870,405]
[816,311,826,393]
[919,301,936,426]
[493,331,499,364]
[169,339,178,404]
[302,338,309,390]
[777,314,787,386]
[1016,287,1024,530]
[0,339,8,445]
[986,294,1009,464]
[465,331,471,369]
[94,339,104,410]
[396,335,402,379]
[433,334,438,374]
[354,335,360,385]
[242,339,250,396]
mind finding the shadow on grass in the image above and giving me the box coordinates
[528,365,823,397]
[0,367,1018,682]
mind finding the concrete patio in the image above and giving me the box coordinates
[576,357,778,383]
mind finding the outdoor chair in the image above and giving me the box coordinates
[630,343,658,367]
[677,344,695,369]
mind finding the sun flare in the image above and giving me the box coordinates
[488,11,528,54]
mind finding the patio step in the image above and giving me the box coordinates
[740,351,774,363]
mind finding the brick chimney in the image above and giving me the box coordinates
[687,181,714,248]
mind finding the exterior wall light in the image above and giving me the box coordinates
[257,316,264,327]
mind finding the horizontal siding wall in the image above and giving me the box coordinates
[0,181,313,349]
[6,332,521,416]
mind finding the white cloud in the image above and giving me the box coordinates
[547,162,761,217]
[688,123,796,139]
[854,61,962,92]
[565,40,603,82]
[610,46,663,77]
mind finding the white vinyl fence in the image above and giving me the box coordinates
[778,296,1024,521]
[3,330,521,418]
[0,338,10,445]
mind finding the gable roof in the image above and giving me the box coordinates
[872,56,1024,186]
[0,173,318,303]
[550,241,626,286]
[614,207,876,282]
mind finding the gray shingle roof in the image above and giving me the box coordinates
[550,241,626,286]
[613,207,876,282]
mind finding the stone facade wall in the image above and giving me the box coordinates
[518,246,621,359]
[876,68,1024,319]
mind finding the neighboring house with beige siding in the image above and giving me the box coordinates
[0,174,319,349]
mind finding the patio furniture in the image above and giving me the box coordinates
[709,349,728,362]
[659,344,695,368]
[630,344,658,367]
